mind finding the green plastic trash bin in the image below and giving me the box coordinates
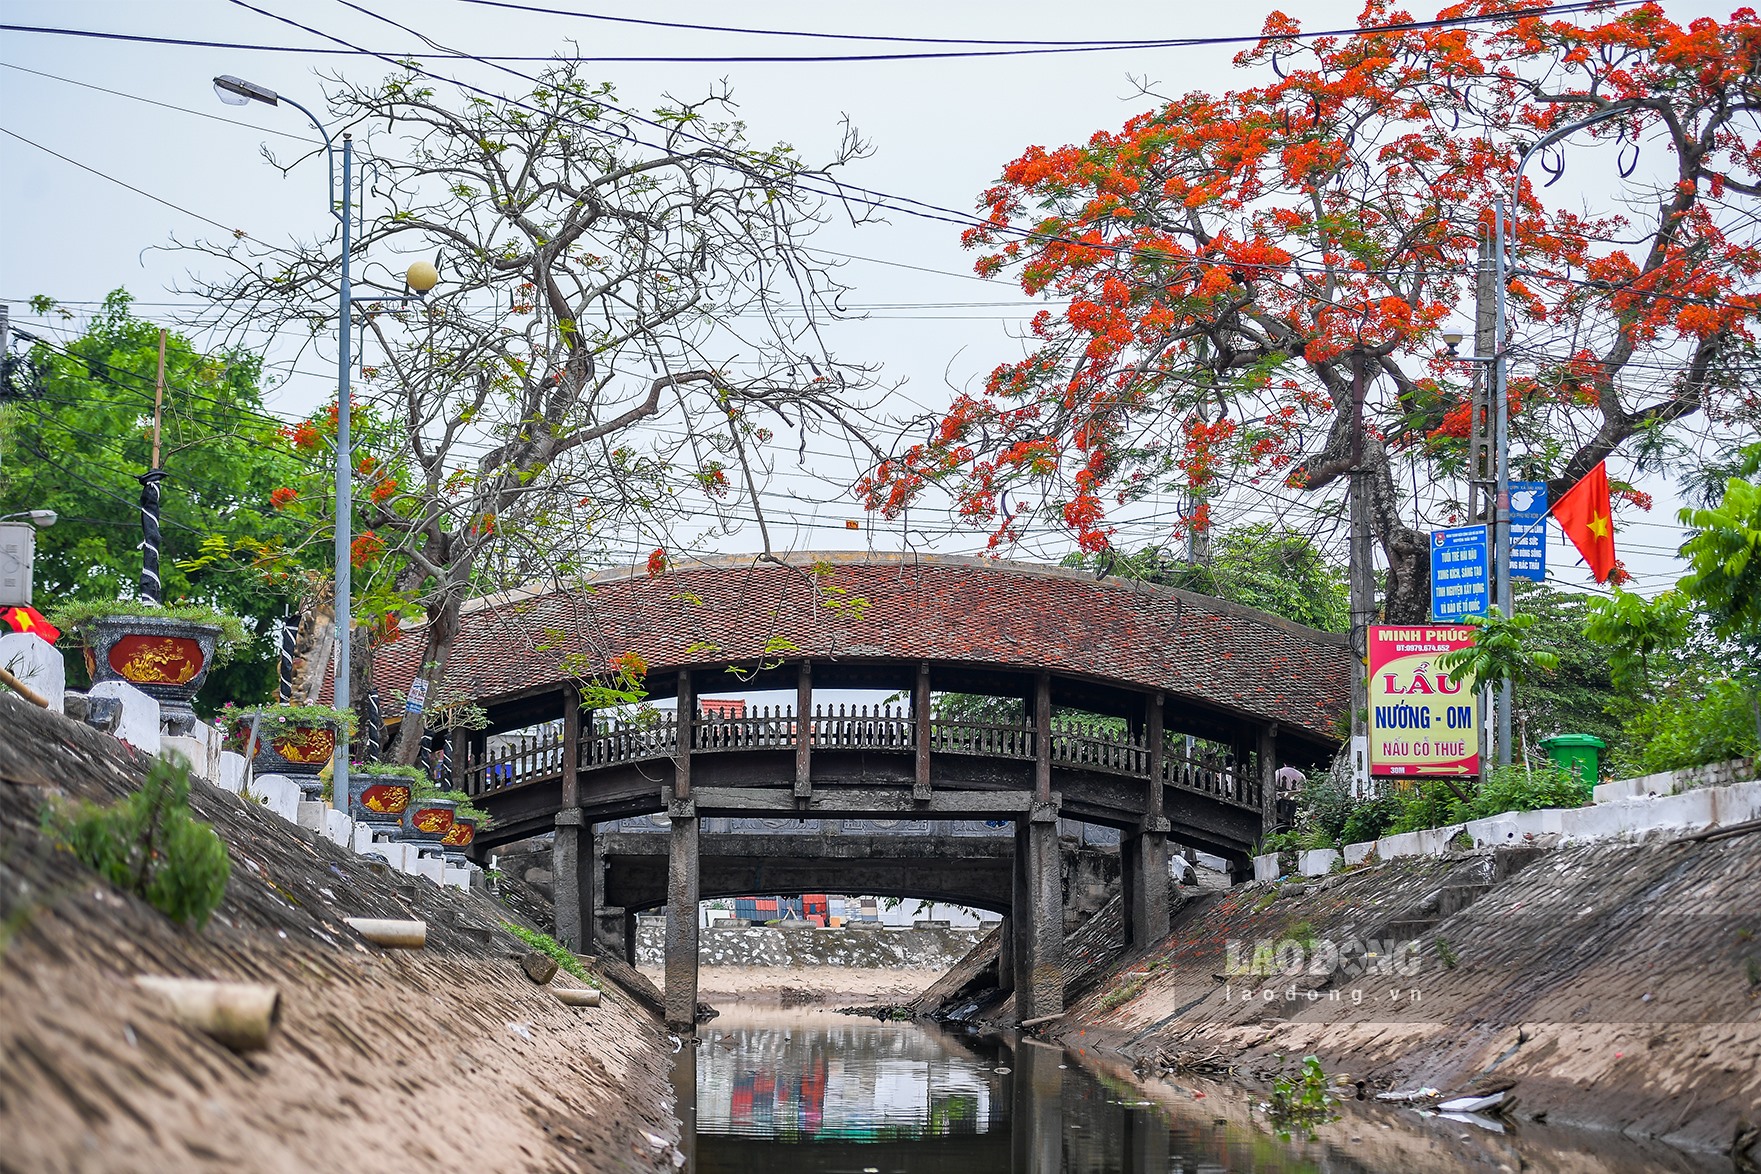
[1540,734,1607,785]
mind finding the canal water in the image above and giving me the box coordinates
[674,1008,1348,1173]
[671,1009,1720,1174]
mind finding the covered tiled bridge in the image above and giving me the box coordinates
[373,553,1351,1028]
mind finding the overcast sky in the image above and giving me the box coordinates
[0,0,1736,595]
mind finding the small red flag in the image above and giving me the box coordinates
[2,604,60,644]
[1551,460,1617,582]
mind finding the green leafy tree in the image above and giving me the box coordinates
[1437,611,1560,693]
[1582,587,1694,693]
[0,292,305,706]
[1069,522,1350,632]
[1678,471,1761,658]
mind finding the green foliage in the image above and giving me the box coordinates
[221,703,357,743]
[1438,610,1559,691]
[931,692,1025,723]
[435,790,491,824]
[1070,523,1350,631]
[1265,1055,1337,1139]
[1678,468,1761,656]
[1260,828,1332,854]
[1096,975,1148,1012]
[1339,794,1402,845]
[1380,763,1590,834]
[1510,582,1639,750]
[501,922,596,985]
[1291,766,1355,842]
[1582,588,1694,692]
[1467,763,1589,818]
[41,758,230,928]
[49,600,251,657]
[1385,778,1471,834]
[1612,677,1761,776]
[0,292,303,705]
[360,762,435,785]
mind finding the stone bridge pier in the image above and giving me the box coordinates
[547,813,1137,1032]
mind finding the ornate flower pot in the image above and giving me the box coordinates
[439,816,477,866]
[233,712,344,798]
[400,796,457,844]
[83,614,221,735]
[347,771,415,827]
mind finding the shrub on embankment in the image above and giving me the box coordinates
[1267,762,1590,855]
[40,757,230,928]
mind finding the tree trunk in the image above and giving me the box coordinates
[388,585,467,766]
[348,624,374,762]
[1365,441,1431,624]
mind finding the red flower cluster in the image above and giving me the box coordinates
[349,530,385,568]
[269,486,299,509]
[646,547,668,577]
[610,650,649,680]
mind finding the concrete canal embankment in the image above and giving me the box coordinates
[1040,830,1761,1161]
[0,694,682,1173]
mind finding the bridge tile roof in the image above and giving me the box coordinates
[364,553,1351,743]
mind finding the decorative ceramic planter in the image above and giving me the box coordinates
[347,771,415,827]
[233,713,344,797]
[82,614,221,734]
[440,816,477,865]
[400,796,457,844]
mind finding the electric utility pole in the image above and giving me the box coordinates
[1470,233,1500,768]
[1348,350,1375,795]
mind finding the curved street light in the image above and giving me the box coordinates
[215,74,439,807]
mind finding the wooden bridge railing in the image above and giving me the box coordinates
[464,703,1262,810]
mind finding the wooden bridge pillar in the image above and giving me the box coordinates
[1013,805,1063,1021]
[913,660,932,802]
[1259,723,1280,832]
[795,660,812,800]
[664,669,700,1032]
[1124,693,1171,949]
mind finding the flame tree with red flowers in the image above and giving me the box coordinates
[861,2,1761,622]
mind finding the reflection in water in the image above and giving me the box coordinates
[681,1009,1348,1174]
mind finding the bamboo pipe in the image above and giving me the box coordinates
[0,665,49,708]
[134,976,281,1051]
[343,917,427,948]
[554,986,601,1008]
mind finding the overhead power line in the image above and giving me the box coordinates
[0,61,322,144]
[1,2,1638,63]
[0,125,288,253]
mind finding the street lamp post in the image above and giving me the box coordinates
[1440,108,1644,767]
[1482,105,1640,767]
[215,76,438,808]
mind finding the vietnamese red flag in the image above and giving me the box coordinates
[1,604,60,644]
[1551,460,1617,582]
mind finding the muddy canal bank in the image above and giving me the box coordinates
[1034,836,1761,1164]
[0,696,681,1173]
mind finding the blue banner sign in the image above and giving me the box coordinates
[1509,481,1548,582]
[1430,525,1490,621]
